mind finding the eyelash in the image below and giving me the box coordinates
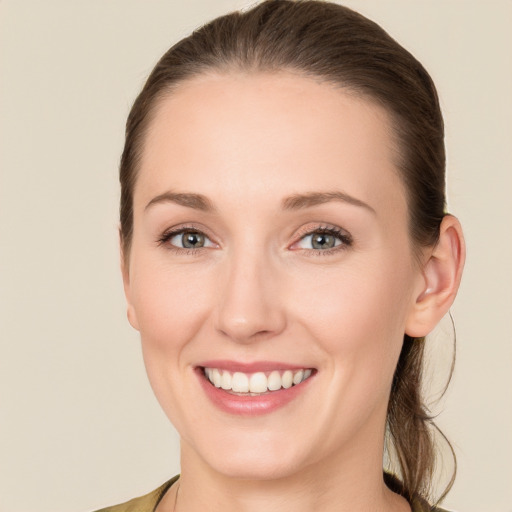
[157,224,214,256]
[157,224,353,256]
[291,225,353,255]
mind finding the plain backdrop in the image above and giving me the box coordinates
[1,1,511,511]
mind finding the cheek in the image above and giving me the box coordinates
[128,254,216,408]
[129,256,217,428]
[288,256,414,376]
[130,258,213,348]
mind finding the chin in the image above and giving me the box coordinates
[186,429,317,481]
[209,454,304,481]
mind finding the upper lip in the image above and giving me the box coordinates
[197,360,314,373]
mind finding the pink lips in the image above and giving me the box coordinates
[196,360,314,416]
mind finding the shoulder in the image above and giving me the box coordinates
[92,476,178,512]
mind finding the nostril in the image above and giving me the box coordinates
[217,325,280,344]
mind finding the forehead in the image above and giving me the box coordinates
[137,71,406,214]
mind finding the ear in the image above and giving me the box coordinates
[120,232,140,332]
[405,215,465,337]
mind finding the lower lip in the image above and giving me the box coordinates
[196,368,313,416]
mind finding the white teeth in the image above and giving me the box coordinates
[281,370,293,389]
[267,370,282,391]
[221,371,232,390]
[231,372,249,393]
[249,372,268,393]
[293,369,304,385]
[212,368,222,388]
[204,367,313,394]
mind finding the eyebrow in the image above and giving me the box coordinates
[145,192,216,212]
[145,189,375,215]
[282,191,376,214]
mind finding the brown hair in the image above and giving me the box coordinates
[120,0,453,504]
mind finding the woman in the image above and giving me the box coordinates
[98,1,465,511]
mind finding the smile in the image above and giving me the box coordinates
[204,367,313,394]
[197,363,316,416]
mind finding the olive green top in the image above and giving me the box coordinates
[94,476,178,512]
[94,475,449,512]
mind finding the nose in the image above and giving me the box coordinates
[214,250,287,344]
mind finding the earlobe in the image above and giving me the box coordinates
[120,238,140,332]
[405,215,465,338]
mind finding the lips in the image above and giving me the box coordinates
[196,361,315,416]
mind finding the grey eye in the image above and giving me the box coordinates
[296,232,342,250]
[170,231,208,249]
[311,233,337,249]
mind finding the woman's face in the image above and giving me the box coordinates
[124,72,426,479]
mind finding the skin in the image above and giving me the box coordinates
[122,72,465,512]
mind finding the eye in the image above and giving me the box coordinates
[292,227,352,252]
[159,228,216,250]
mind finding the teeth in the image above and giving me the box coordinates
[221,371,232,390]
[281,370,293,389]
[293,369,304,385]
[203,367,313,394]
[249,372,268,393]
[267,370,282,391]
[232,372,249,392]
[212,369,222,388]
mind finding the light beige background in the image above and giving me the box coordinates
[1,1,511,511]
